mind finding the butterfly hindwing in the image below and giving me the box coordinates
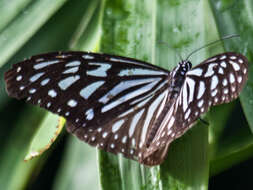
[4,51,170,163]
[141,52,248,165]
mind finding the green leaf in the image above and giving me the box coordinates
[0,0,67,67]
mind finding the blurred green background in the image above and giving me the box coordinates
[0,0,253,189]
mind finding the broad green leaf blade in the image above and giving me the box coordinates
[24,114,64,161]
[0,106,47,190]
[0,0,33,32]
[53,137,99,190]
[0,0,67,67]
[210,0,253,131]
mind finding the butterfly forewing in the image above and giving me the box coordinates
[4,51,170,162]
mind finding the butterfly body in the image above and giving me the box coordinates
[4,51,248,166]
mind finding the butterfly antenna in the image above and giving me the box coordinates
[186,34,240,61]
[158,41,183,61]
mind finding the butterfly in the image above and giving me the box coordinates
[4,51,248,166]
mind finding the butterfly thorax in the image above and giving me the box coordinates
[145,60,192,148]
[169,60,192,98]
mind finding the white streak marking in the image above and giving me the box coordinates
[110,144,115,149]
[129,109,144,137]
[112,119,124,133]
[80,81,104,99]
[224,88,229,94]
[30,72,44,82]
[66,61,81,67]
[34,60,60,69]
[187,78,196,104]
[63,67,79,74]
[58,75,80,90]
[118,68,165,76]
[140,91,164,146]
[230,56,237,60]
[239,59,243,64]
[204,63,217,77]
[87,63,111,77]
[20,86,25,90]
[187,68,203,76]
[48,89,57,98]
[184,109,191,120]
[99,78,155,103]
[197,81,205,99]
[102,80,159,113]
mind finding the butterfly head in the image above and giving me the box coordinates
[179,60,192,72]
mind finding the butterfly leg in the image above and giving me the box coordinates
[198,117,209,126]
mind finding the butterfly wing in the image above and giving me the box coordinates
[4,51,170,162]
[141,52,248,165]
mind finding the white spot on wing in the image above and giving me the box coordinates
[82,54,94,59]
[229,73,235,83]
[85,108,94,120]
[67,99,77,107]
[48,89,57,97]
[221,61,227,68]
[229,60,240,71]
[220,55,227,60]
[29,88,36,94]
[16,75,22,81]
[211,75,219,90]
[80,81,105,99]
[222,79,228,86]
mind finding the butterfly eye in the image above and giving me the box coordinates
[4,51,248,166]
